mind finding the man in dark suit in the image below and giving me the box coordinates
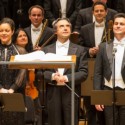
[94,13,125,125]
[43,18,88,125]
[25,5,54,51]
[79,2,112,125]
[24,5,55,125]
[43,0,82,29]
[117,0,125,13]
[74,0,117,33]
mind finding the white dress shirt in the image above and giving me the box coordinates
[105,37,125,89]
[51,40,70,83]
[31,23,43,47]
[95,21,105,47]
[56,40,69,75]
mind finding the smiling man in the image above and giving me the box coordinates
[94,13,125,125]
[24,5,54,51]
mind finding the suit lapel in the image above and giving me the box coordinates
[106,41,113,71]
[39,28,47,45]
[48,43,56,53]
[121,50,125,71]
[64,42,77,74]
[89,23,95,46]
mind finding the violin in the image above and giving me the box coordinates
[25,69,38,99]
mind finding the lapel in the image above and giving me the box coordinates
[106,40,113,71]
[121,49,125,71]
[106,40,125,77]
[39,28,47,45]
[64,42,77,74]
[101,22,108,42]
[48,43,56,53]
[90,23,95,46]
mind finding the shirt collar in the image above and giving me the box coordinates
[114,37,125,46]
[95,21,105,27]
[31,23,43,31]
[56,40,70,48]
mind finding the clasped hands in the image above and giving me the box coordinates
[0,88,14,93]
[89,46,99,57]
[53,72,68,86]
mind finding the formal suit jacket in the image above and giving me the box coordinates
[79,22,113,57]
[24,25,54,48]
[117,0,125,13]
[44,0,82,27]
[93,41,125,90]
[43,42,88,94]
[74,7,117,33]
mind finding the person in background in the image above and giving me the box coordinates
[25,5,54,51]
[12,28,42,125]
[0,17,26,125]
[43,18,88,125]
[94,13,125,125]
[43,0,82,30]
[116,0,125,13]
[74,0,117,33]
[13,28,33,53]
[79,1,112,125]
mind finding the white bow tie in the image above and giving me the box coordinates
[32,28,40,32]
[95,23,104,27]
[57,43,69,48]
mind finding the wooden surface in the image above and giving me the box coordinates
[9,55,76,69]
[81,58,95,96]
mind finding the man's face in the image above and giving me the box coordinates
[113,17,125,36]
[93,0,107,3]
[56,20,71,42]
[93,5,107,23]
[29,8,44,28]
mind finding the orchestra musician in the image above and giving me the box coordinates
[12,28,42,125]
[43,18,88,125]
[0,18,26,125]
[94,13,125,125]
[74,0,117,34]
[79,1,114,125]
[43,0,82,30]
[24,5,55,51]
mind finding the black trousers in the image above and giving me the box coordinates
[84,96,105,125]
[104,105,125,125]
[47,86,79,125]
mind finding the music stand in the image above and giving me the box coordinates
[91,90,125,105]
[0,93,25,112]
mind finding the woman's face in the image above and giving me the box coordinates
[0,23,14,44]
[16,30,28,48]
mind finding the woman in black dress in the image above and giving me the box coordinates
[0,17,27,125]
